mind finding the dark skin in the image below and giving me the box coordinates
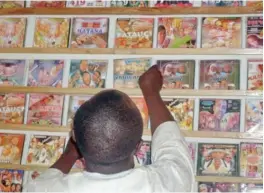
[51,65,174,174]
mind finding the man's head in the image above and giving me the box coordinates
[73,90,143,172]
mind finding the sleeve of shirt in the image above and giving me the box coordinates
[150,121,195,192]
[24,168,65,192]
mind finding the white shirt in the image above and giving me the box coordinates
[25,121,195,192]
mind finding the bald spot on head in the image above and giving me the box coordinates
[73,90,143,165]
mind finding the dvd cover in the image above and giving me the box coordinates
[0,169,24,192]
[247,60,263,90]
[67,0,107,7]
[198,182,239,192]
[154,0,193,7]
[30,1,66,7]
[241,183,263,192]
[131,97,149,129]
[111,0,148,7]
[202,0,242,6]
[246,16,263,48]
[134,141,151,168]
[0,1,24,8]
[245,99,263,133]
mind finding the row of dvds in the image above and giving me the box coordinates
[0,59,262,90]
[0,16,262,49]
[0,92,262,133]
[0,0,262,8]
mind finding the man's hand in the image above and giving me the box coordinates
[139,65,163,96]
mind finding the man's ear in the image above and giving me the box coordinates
[71,130,76,142]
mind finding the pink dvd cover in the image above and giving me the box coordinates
[199,60,240,90]
[202,17,241,48]
[67,0,107,7]
[157,17,197,48]
[247,60,263,90]
[246,16,263,48]
[154,0,193,7]
[245,99,263,133]
[27,94,64,126]
[199,99,240,132]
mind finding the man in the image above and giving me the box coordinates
[25,65,195,192]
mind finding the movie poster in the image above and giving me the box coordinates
[199,60,240,90]
[247,60,263,90]
[0,133,25,164]
[68,60,108,88]
[246,16,263,48]
[26,135,66,166]
[158,60,195,89]
[197,143,239,176]
[199,99,240,132]
[0,18,26,48]
[28,60,64,87]
[202,17,241,48]
[157,17,197,48]
[71,18,108,48]
[0,60,26,86]
[115,18,154,48]
[245,99,263,133]
[0,94,25,124]
[113,58,150,88]
[0,169,24,192]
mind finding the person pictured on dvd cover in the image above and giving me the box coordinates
[25,65,195,192]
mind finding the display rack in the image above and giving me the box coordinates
[0,4,263,191]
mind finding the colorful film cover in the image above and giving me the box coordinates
[247,17,263,49]
[115,18,154,48]
[163,98,194,131]
[202,0,242,6]
[33,18,70,48]
[71,18,108,48]
[0,169,24,192]
[198,182,239,192]
[28,60,64,87]
[26,135,66,166]
[247,60,263,90]
[187,142,196,165]
[67,96,91,126]
[246,0,263,11]
[27,94,64,126]
[154,0,193,7]
[111,0,149,7]
[199,99,240,132]
[30,1,66,7]
[0,94,25,124]
[131,97,149,129]
[113,58,150,89]
[0,1,24,8]
[158,60,195,89]
[134,141,151,168]
[0,18,26,48]
[202,17,241,48]
[240,143,263,178]
[69,60,107,88]
[157,17,197,48]
[241,183,263,192]
[0,133,25,164]
[245,99,263,133]
[197,143,239,176]
[67,0,107,7]
[0,60,26,86]
[199,60,240,90]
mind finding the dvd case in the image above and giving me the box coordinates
[0,133,25,164]
[115,18,154,48]
[113,58,151,89]
[154,0,193,7]
[163,98,194,131]
[202,0,242,6]
[67,0,107,7]
[27,94,64,126]
[28,60,64,87]
[0,1,24,8]
[158,60,195,89]
[0,60,26,86]
[0,18,26,48]
[246,0,263,10]
[30,1,66,7]
[33,18,70,48]
[157,17,197,48]
[0,94,25,124]
[0,169,24,192]
[71,18,108,48]
[246,16,263,48]
[131,97,149,129]
[197,143,239,176]
[134,141,151,168]
[202,17,241,48]
[240,143,263,178]
[199,99,240,132]
[198,182,239,192]
[199,60,240,90]
[26,135,66,166]
[69,60,108,88]
[241,183,263,192]
[247,60,263,90]
[111,0,148,7]
[245,99,263,133]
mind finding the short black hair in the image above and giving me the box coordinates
[73,90,143,165]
